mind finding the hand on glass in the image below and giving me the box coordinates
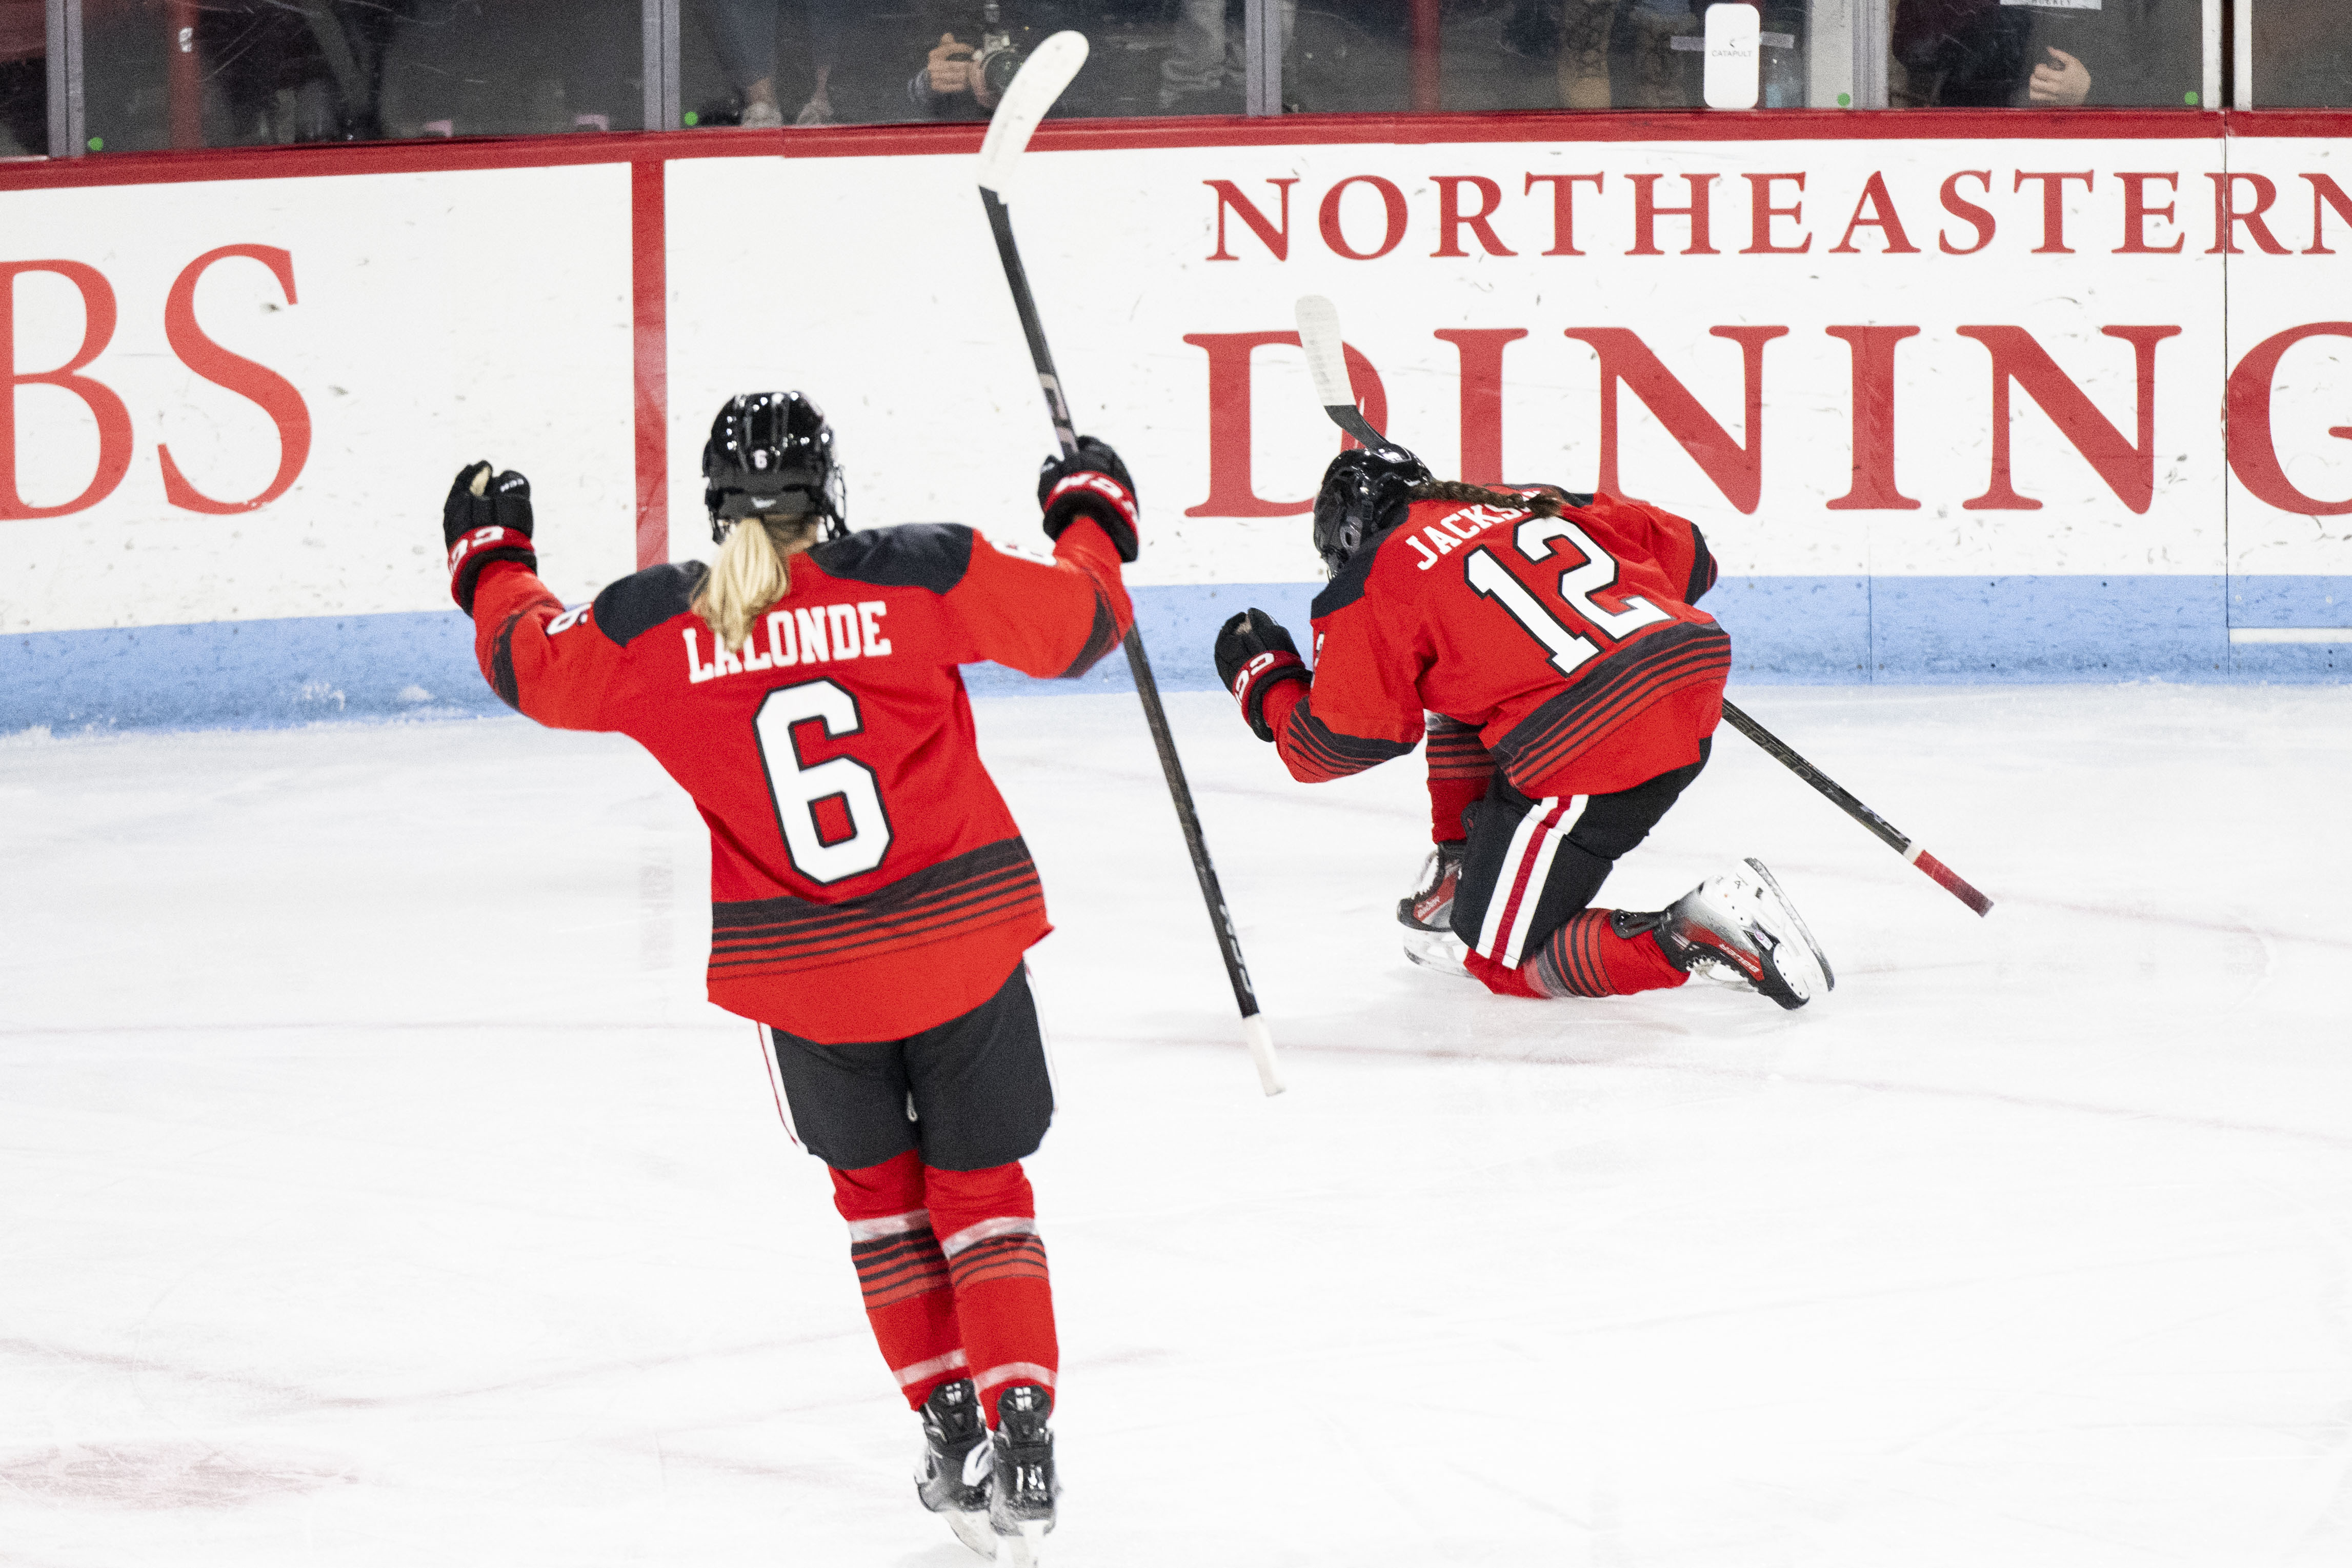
[928,33,978,96]
[2028,47,2091,107]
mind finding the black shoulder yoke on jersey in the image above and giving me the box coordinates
[593,561,711,648]
[1683,522,1718,605]
[1311,522,1395,618]
[811,524,975,593]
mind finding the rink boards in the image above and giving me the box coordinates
[2,111,2347,730]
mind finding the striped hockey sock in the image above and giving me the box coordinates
[928,1160,1058,1426]
[830,1151,967,1409]
[1524,909,1691,998]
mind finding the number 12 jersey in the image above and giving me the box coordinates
[1260,488,1728,800]
[465,520,1132,1043]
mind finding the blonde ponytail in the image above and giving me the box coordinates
[694,515,826,653]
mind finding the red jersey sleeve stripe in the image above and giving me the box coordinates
[1424,713,1494,779]
[1055,583,1121,678]
[1277,696,1419,782]
[1492,621,1732,790]
[487,600,547,710]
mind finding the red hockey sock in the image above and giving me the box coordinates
[1428,777,1486,847]
[1463,949,1547,997]
[1522,909,1690,998]
[1424,716,1492,841]
[927,1160,1057,1427]
[829,1150,965,1410]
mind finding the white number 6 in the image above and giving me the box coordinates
[752,679,893,884]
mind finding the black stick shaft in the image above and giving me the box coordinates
[1120,623,1263,1019]
[983,191,1076,457]
[1720,699,1994,917]
[979,188,1266,1019]
[1720,700,1909,854]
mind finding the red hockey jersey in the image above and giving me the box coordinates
[1261,489,1727,799]
[467,519,1132,1042]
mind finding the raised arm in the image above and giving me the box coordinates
[943,437,1139,679]
[441,462,623,732]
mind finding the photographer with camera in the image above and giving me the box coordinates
[909,3,1029,117]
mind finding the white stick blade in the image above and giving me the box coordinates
[1294,294,1353,412]
[1243,1012,1285,1097]
[975,31,1091,195]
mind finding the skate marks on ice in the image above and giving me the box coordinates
[6,687,2352,1566]
[0,1440,356,1511]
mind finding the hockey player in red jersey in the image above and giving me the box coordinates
[441,392,1141,1561]
[1213,444,1832,1009]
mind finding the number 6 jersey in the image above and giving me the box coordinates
[1261,489,1727,800]
[464,519,1132,1043]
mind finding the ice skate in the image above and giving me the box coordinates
[987,1382,1057,1567]
[1647,857,1834,1009]
[916,1378,996,1557]
[1398,842,1472,974]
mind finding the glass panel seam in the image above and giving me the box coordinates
[44,0,82,156]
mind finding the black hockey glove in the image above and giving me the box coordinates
[442,461,537,614]
[1037,436,1139,563]
[1214,608,1311,742]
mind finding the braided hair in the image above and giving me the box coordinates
[1403,480,1566,518]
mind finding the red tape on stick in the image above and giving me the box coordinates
[1913,850,1994,917]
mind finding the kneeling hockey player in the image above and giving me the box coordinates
[1212,446,1832,1009]
[443,392,1143,1562]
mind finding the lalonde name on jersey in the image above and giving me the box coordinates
[550,597,896,684]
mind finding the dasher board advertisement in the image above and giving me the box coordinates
[2,115,2347,729]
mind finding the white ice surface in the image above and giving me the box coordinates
[4,687,2350,1567]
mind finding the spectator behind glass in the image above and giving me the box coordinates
[1504,0,1787,111]
[703,0,787,125]
[904,1,1214,119]
[1157,0,1291,113]
[688,2,1228,127]
[0,0,42,156]
[193,0,411,143]
[701,0,854,126]
[912,3,1024,118]
[1894,0,2200,109]
[2252,1,2352,108]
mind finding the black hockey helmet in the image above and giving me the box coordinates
[702,391,848,545]
[1312,444,1432,577]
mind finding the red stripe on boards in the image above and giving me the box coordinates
[632,160,668,572]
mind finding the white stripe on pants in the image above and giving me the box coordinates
[1474,795,1590,968]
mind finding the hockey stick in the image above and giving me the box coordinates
[1716,701,1993,915]
[1293,293,1995,920]
[979,36,1285,1097]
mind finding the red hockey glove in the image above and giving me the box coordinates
[1037,436,1139,563]
[443,461,537,614]
[1214,609,1311,742]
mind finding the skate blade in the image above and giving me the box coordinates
[1001,1520,1047,1568]
[1741,857,1835,999]
[1400,923,1475,977]
[947,1510,998,1559]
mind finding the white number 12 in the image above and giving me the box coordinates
[1466,516,1671,672]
